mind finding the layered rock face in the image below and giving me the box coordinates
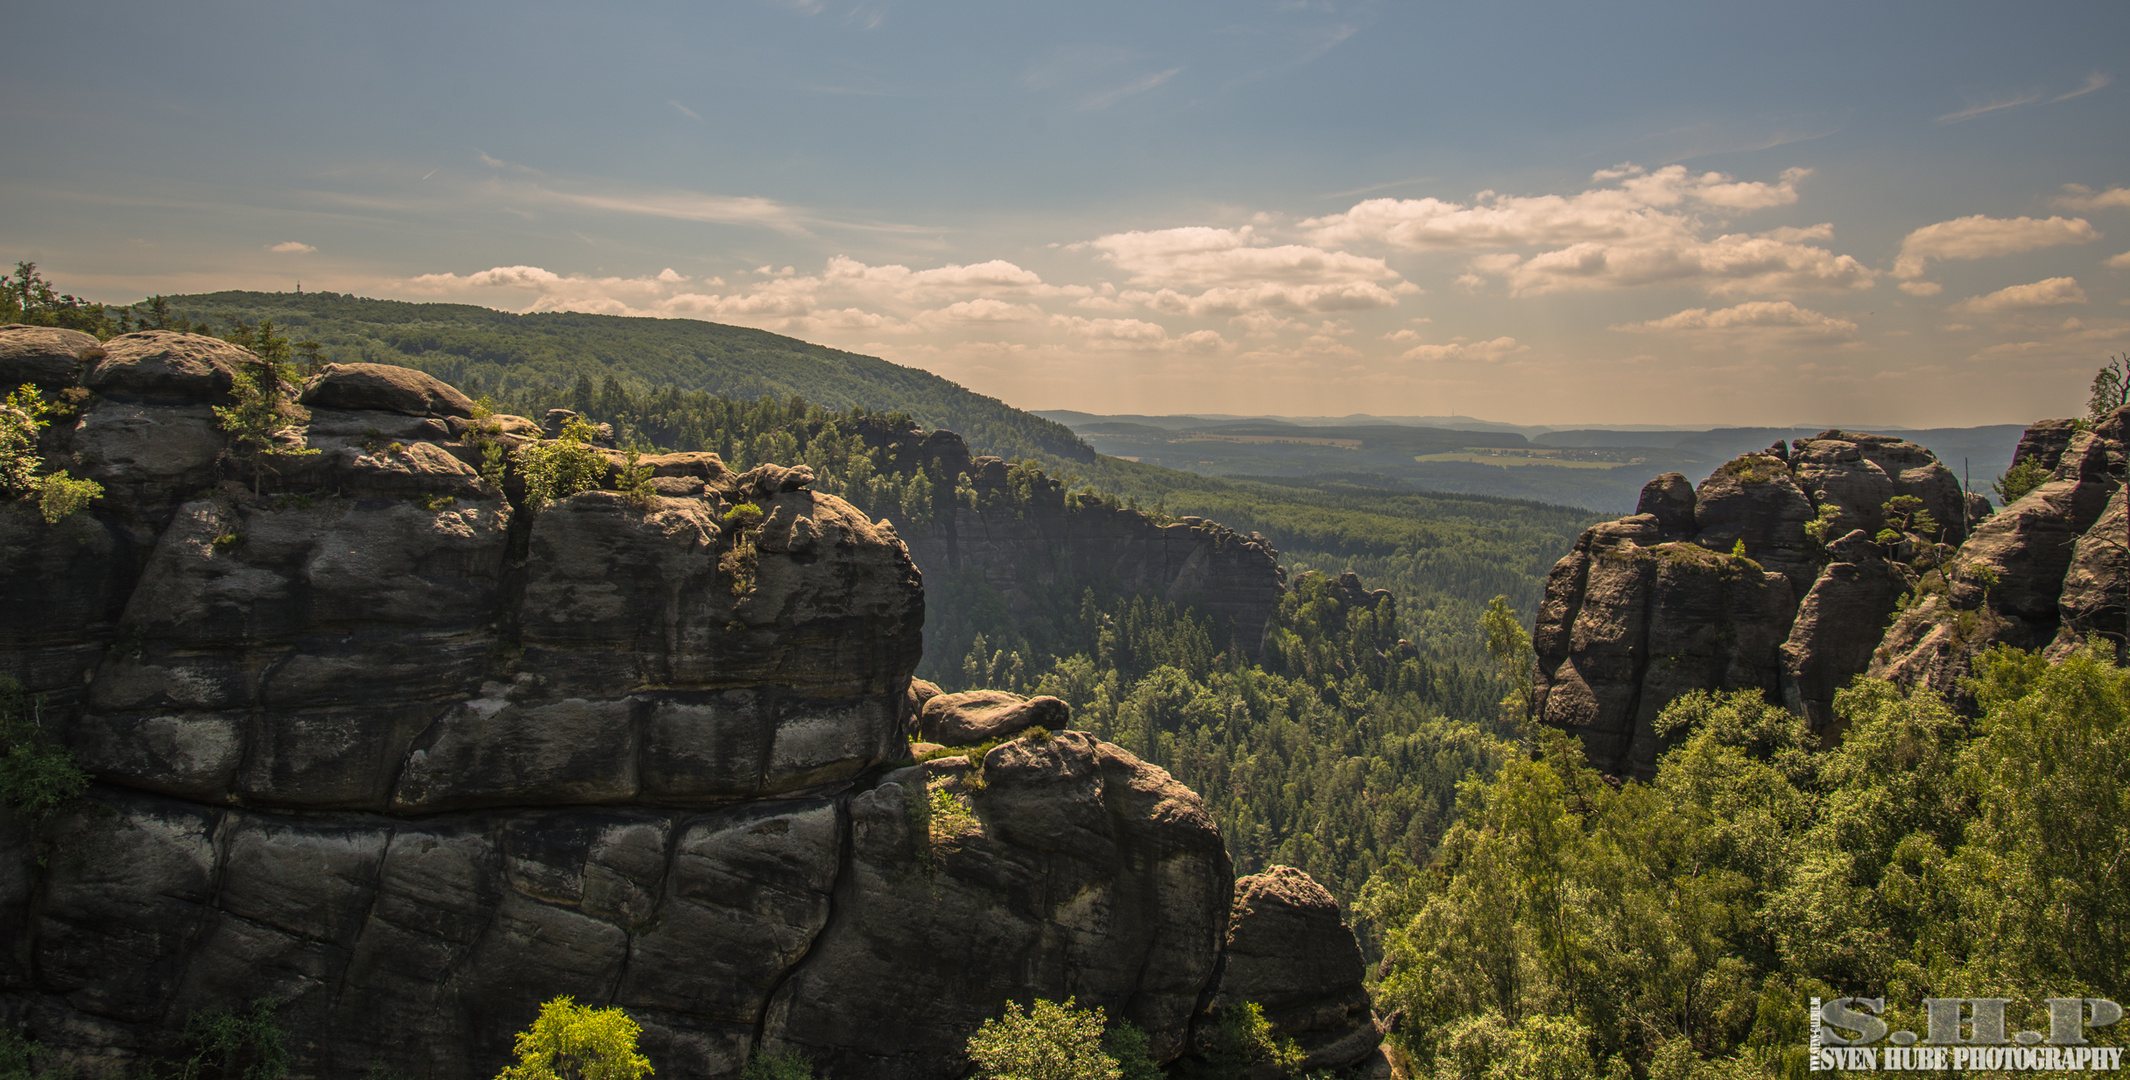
[1537,416,2130,771]
[0,331,1378,1078]
[1534,431,1976,776]
[895,427,1288,657]
[1872,411,2130,701]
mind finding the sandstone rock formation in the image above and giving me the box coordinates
[1535,431,1976,776]
[1872,414,2128,701]
[0,329,1379,1079]
[1207,867,1383,1073]
[1538,414,2130,770]
[917,688,1071,746]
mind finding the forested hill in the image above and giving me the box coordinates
[154,290,1095,462]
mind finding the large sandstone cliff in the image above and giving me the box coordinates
[1534,414,2130,775]
[0,329,1378,1079]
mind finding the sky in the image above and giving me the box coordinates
[3,1,2127,428]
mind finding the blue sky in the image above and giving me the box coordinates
[4,0,2127,426]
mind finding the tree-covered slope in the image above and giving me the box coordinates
[152,290,1094,462]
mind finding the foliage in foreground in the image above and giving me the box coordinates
[496,997,652,1080]
[963,998,1320,1080]
[1361,644,2130,1079]
[1,384,102,523]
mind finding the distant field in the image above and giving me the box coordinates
[1415,451,1630,470]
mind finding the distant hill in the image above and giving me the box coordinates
[1042,411,2030,513]
[154,291,1094,462]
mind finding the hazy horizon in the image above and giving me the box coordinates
[4,1,2126,428]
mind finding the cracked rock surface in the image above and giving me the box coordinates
[0,333,1380,1079]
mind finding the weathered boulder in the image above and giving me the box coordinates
[0,324,100,387]
[758,731,1232,1078]
[919,689,1070,746]
[1636,472,1696,541]
[1690,454,1818,595]
[299,362,477,418]
[84,331,251,403]
[1207,867,1382,1073]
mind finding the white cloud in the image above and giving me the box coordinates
[1047,314,1229,352]
[1951,276,2088,314]
[1937,90,2046,124]
[1610,300,1859,345]
[1083,225,1410,314]
[2055,72,2114,102]
[2108,251,2130,269]
[1299,165,1865,297]
[668,100,702,122]
[1400,336,1525,362]
[1894,214,2100,278]
[1077,68,1182,111]
[2055,184,2130,212]
[268,241,315,254]
[1899,280,1944,297]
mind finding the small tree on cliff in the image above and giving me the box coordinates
[2090,352,2129,422]
[496,997,652,1080]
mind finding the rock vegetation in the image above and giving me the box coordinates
[1535,414,2130,772]
[0,329,1380,1079]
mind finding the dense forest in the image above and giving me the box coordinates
[1361,649,2130,1079]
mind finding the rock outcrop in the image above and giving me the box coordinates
[917,688,1072,746]
[1207,867,1383,1073]
[1871,416,2128,701]
[0,329,1379,1079]
[1535,431,1977,776]
[1538,413,2130,769]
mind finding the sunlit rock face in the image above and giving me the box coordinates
[0,331,1381,1079]
[1533,426,2038,776]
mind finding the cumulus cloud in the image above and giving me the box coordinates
[1399,336,1525,363]
[1951,276,2088,314]
[268,241,316,254]
[1899,280,1944,297]
[1082,225,1411,314]
[1299,165,1865,297]
[2108,251,2130,270]
[1048,314,1228,352]
[1894,215,2100,278]
[1610,301,1859,345]
[2056,184,2130,212]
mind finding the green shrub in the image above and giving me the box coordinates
[1179,1002,1304,1080]
[173,999,290,1080]
[1,384,101,522]
[619,449,658,510]
[736,1050,814,1080]
[965,997,1121,1080]
[515,418,610,512]
[0,677,89,822]
[1993,458,2050,506]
